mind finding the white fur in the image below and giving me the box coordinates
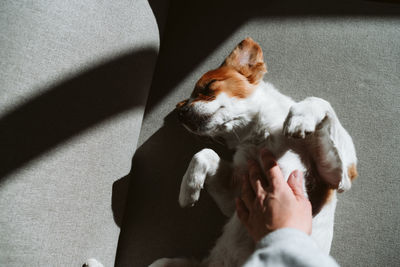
[153,80,357,266]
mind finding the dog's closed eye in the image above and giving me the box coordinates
[202,80,216,96]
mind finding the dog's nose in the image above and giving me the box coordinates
[177,106,190,122]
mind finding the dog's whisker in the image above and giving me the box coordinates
[232,128,241,143]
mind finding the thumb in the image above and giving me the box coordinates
[287,170,305,198]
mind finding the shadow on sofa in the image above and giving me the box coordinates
[0,48,157,181]
[113,110,233,265]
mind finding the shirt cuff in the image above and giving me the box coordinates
[257,228,313,249]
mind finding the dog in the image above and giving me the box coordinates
[149,37,358,267]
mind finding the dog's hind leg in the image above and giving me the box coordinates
[178,148,235,217]
[283,97,358,192]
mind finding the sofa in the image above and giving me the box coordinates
[1,0,399,266]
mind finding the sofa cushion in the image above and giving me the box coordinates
[0,0,165,266]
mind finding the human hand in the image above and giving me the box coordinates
[235,150,312,243]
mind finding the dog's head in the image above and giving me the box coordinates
[176,38,267,137]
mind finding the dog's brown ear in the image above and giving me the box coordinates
[223,37,267,84]
[176,99,189,108]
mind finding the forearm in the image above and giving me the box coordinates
[243,228,339,267]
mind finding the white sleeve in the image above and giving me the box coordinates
[243,228,339,267]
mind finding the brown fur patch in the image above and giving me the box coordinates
[176,99,189,108]
[223,37,267,84]
[191,66,255,102]
[348,163,358,181]
[306,174,335,216]
[187,38,267,104]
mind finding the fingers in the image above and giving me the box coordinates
[287,170,305,198]
[260,149,285,190]
[248,160,268,209]
[240,173,254,210]
[236,197,249,224]
[248,160,268,196]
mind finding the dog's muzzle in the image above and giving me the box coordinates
[177,105,210,133]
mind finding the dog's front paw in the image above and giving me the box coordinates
[178,160,207,208]
[178,149,219,208]
[283,99,328,139]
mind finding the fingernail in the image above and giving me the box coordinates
[293,170,303,181]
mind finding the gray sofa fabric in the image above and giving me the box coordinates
[0,0,165,266]
[1,0,400,266]
[116,1,400,267]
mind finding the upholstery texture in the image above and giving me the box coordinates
[0,0,163,266]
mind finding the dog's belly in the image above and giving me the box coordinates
[232,140,307,186]
[205,142,336,265]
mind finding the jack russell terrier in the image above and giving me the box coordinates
[150,37,357,267]
[85,37,358,267]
